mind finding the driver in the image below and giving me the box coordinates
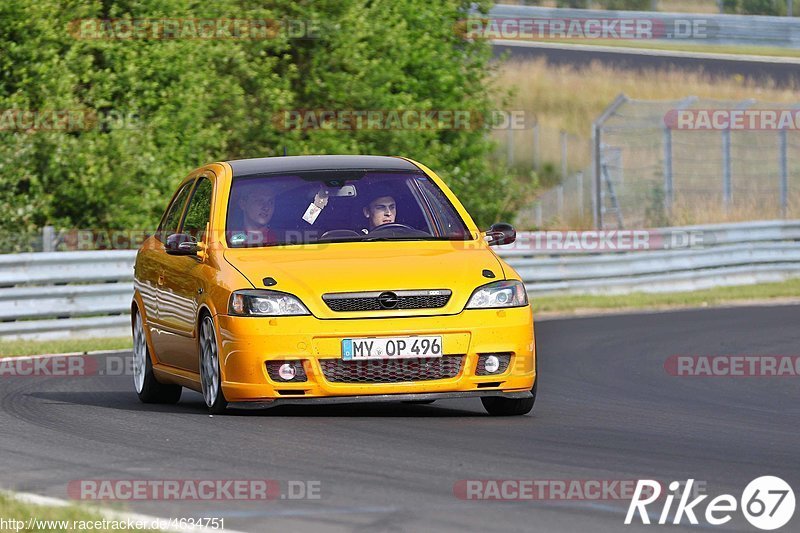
[361,193,397,234]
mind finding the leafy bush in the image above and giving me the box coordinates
[0,0,515,238]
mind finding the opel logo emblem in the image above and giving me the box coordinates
[377,291,399,309]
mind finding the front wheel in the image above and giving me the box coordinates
[199,315,228,414]
[481,378,536,416]
[132,310,182,404]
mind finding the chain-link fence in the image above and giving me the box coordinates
[523,94,800,229]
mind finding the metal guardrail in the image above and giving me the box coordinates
[0,251,136,340]
[490,5,800,49]
[0,221,798,339]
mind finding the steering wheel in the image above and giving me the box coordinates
[371,223,416,232]
[320,229,361,240]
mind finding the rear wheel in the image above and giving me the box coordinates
[132,310,182,404]
[481,378,537,416]
[199,315,228,414]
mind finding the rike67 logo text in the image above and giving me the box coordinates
[626,477,795,530]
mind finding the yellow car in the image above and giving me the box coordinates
[132,155,536,415]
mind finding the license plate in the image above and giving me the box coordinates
[342,336,443,361]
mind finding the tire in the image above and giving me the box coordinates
[481,373,537,416]
[199,314,228,414]
[482,350,539,416]
[132,310,182,404]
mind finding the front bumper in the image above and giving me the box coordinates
[216,307,535,402]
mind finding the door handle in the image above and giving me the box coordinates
[157,274,165,286]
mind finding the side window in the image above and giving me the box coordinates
[158,181,194,240]
[415,177,470,238]
[182,177,213,239]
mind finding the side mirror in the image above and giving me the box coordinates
[166,233,198,256]
[484,223,516,246]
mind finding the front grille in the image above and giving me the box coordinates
[320,356,464,383]
[475,353,512,376]
[323,290,451,312]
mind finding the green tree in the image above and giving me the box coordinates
[0,0,519,244]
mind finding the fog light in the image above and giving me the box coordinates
[278,363,297,380]
[484,355,500,373]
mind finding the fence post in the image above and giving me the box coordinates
[722,129,732,210]
[780,128,788,218]
[592,94,628,230]
[557,184,564,220]
[665,97,698,218]
[663,126,673,214]
[533,123,540,173]
[42,226,55,253]
[593,124,602,229]
[560,130,568,182]
[722,100,755,213]
[576,171,584,219]
[507,127,514,168]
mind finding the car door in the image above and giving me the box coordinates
[138,180,194,343]
[157,173,216,372]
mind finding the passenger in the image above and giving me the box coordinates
[231,182,277,246]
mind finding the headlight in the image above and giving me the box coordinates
[229,290,311,316]
[465,280,528,309]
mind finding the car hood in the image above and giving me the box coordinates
[223,240,506,319]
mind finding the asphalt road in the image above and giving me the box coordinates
[493,42,800,87]
[1,305,798,532]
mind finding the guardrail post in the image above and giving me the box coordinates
[42,226,55,253]
[780,128,788,218]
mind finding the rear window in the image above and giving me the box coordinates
[225,170,471,247]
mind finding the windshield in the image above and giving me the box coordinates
[225,170,472,247]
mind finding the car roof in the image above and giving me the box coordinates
[225,155,420,177]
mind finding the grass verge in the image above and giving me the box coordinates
[0,337,131,357]
[0,492,154,532]
[533,277,800,314]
